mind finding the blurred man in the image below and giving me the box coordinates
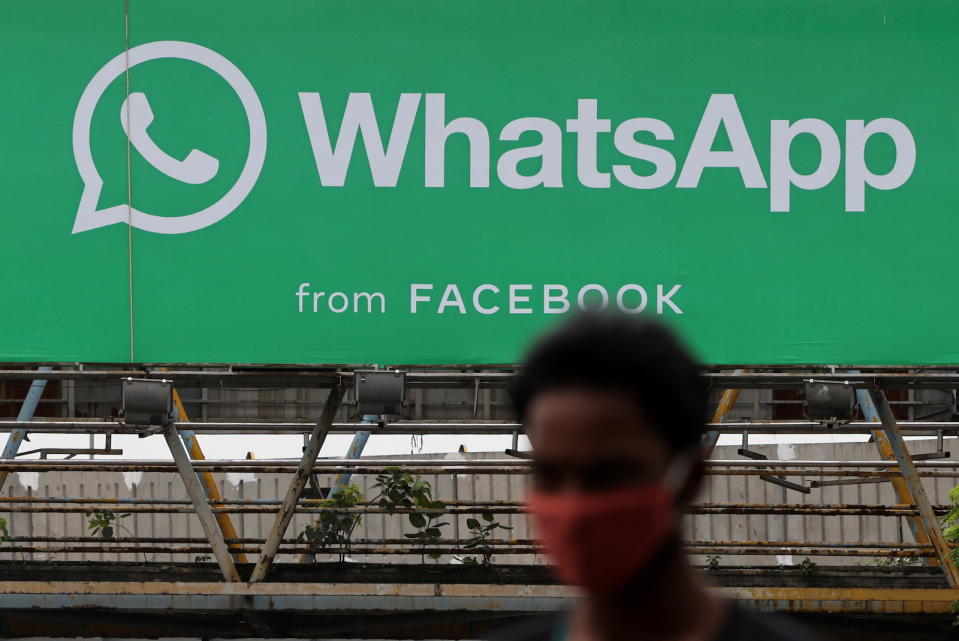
[498,314,816,641]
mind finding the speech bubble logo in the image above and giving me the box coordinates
[73,41,267,234]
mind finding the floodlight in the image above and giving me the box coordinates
[354,370,406,416]
[803,379,855,424]
[122,378,173,427]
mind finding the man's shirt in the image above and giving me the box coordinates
[491,604,819,641]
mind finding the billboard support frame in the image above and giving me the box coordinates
[163,415,241,582]
[250,383,343,583]
[868,386,959,587]
[0,366,52,492]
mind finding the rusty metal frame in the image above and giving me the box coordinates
[856,384,937,566]
[2,366,959,613]
[867,386,959,587]
[249,383,343,583]
[702,368,747,457]
[1,366,959,390]
[2,418,959,435]
[163,419,240,582]
[0,366,52,492]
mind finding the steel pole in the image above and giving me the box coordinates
[0,366,52,492]
[163,420,240,582]
[703,369,745,457]
[328,414,375,496]
[854,377,935,566]
[172,388,249,563]
[868,387,959,587]
[249,385,342,583]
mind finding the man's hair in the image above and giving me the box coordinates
[511,313,709,453]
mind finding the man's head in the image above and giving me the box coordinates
[513,313,709,496]
[513,313,710,593]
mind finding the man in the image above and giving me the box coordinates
[498,314,816,641]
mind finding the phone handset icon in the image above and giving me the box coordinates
[120,92,219,184]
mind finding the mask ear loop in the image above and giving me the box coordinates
[661,446,703,496]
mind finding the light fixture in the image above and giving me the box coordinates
[354,370,406,416]
[803,379,855,424]
[122,378,173,428]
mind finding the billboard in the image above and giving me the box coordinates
[1,0,956,364]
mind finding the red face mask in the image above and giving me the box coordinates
[526,457,691,594]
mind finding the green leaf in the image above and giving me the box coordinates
[101,526,114,539]
[426,527,441,538]
[405,532,423,539]
[409,512,427,528]
[482,512,494,522]
[466,518,480,530]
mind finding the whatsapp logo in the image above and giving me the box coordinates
[73,41,267,234]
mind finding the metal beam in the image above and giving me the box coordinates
[171,388,248,563]
[0,366,51,491]
[163,420,240,582]
[0,457,950,469]
[703,369,744,457]
[329,414,375,495]
[868,387,959,587]
[2,419,959,435]
[2,367,959,390]
[855,382,935,566]
[249,384,343,583]
[0,421,524,434]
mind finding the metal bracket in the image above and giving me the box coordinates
[18,433,121,459]
[810,440,952,488]
[739,432,810,494]
[913,430,949,460]
[17,447,123,459]
[504,430,530,459]
[911,451,951,461]
[809,477,886,488]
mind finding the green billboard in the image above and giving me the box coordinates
[1,0,955,364]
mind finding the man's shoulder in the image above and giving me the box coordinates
[489,614,562,641]
[720,605,819,641]
[487,605,818,641]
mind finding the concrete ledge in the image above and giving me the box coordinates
[0,581,956,615]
